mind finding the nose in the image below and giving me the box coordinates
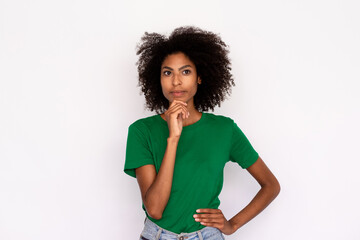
[172,73,181,86]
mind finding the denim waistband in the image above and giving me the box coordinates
[142,217,204,240]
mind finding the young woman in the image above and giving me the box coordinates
[124,26,280,240]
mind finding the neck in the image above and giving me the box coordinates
[182,109,202,127]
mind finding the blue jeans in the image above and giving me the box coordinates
[139,217,225,240]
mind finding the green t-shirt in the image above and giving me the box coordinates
[124,112,259,234]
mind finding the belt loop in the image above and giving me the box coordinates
[155,227,162,240]
[197,230,203,240]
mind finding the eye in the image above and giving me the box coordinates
[183,69,191,75]
[163,71,171,76]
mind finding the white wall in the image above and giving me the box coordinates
[1,0,359,239]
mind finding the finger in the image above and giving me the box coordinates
[199,222,217,227]
[167,105,186,115]
[199,222,220,227]
[169,106,188,120]
[195,215,219,221]
[193,213,222,219]
[170,105,188,119]
[168,102,188,113]
[172,100,187,106]
[169,101,187,109]
[199,222,223,230]
[196,217,224,225]
[194,216,223,225]
[199,219,221,225]
[167,104,189,119]
[170,105,187,118]
[195,218,222,225]
[196,209,222,214]
[169,100,187,108]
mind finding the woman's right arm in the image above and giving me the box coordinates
[135,100,189,220]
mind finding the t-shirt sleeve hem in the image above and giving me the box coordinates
[241,152,259,169]
[124,159,155,178]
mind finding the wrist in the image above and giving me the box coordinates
[228,218,240,233]
[167,136,180,143]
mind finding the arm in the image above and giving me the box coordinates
[135,100,189,220]
[194,156,280,235]
[135,137,179,220]
[228,156,280,231]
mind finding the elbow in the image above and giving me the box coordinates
[146,208,163,220]
[143,195,165,220]
[272,178,281,198]
[261,178,281,198]
[274,181,281,197]
[145,202,163,220]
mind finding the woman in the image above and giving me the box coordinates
[124,26,280,240]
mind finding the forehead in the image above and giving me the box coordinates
[161,52,195,66]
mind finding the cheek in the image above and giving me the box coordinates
[160,80,170,98]
[190,82,198,95]
[160,78,167,89]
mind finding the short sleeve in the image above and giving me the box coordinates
[229,121,259,169]
[124,123,154,178]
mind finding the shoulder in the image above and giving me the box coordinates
[128,114,161,132]
[204,112,235,125]
[203,112,236,135]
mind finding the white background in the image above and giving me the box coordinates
[1,0,359,239]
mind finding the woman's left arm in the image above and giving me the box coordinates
[193,156,280,235]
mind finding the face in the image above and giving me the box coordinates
[160,52,201,106]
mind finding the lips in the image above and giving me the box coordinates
[171,91,185,97]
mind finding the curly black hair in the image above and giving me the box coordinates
[136,26,235,114]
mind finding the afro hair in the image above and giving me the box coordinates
[136,26,235,114]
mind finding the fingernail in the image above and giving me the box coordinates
[196,209,200,213]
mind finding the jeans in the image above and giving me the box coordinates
[139,217,225,240]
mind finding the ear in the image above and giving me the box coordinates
[197,76,202,84]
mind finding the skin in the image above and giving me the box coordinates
[135,52,281,235]
[160,51,203,127]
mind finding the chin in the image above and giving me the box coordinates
[171,97,188,102]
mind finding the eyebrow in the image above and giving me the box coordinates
[162,65,192,71]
